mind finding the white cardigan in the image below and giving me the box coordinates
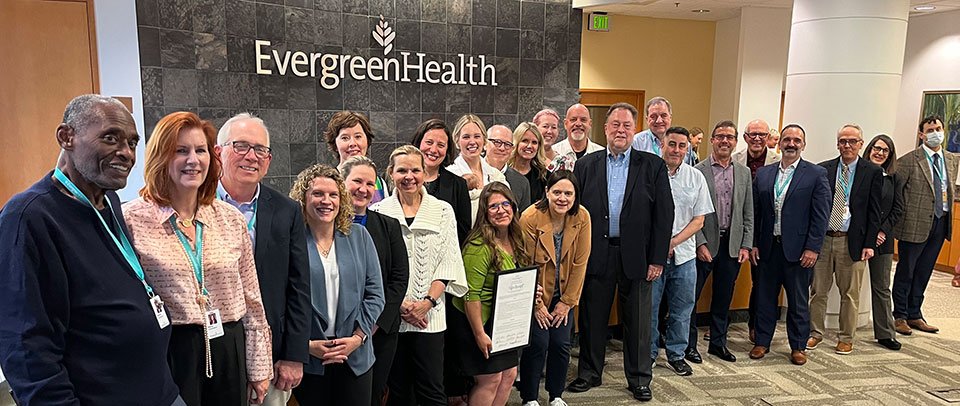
[370,189,468,333]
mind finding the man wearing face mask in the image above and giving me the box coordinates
[891,116,959,335]
[552,103,604,169]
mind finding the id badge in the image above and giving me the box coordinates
[943,190,949,206]
[206,308,225,339]
[151,295,170,329]
[843,205,851,221]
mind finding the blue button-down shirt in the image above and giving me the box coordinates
[217,183,261,247]
[631,129,661,155]
[607,148,631,237]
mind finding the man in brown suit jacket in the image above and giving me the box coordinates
[892,116,958,335]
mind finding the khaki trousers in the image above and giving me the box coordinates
[810,235,866,344]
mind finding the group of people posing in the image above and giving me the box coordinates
[0,93,954,406]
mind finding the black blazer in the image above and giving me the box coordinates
[426,167,472,244]
[753,159,831,262]
[819,157,883,261]
[363,210,410,334]
[573,148,674,280]
[254,185,312,363]
[877,172,905,255]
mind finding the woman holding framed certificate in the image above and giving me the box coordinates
[451,182,531,406]
[518,170,591,406]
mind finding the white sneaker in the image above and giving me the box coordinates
[522,402,541,406]
[550,398,568,406]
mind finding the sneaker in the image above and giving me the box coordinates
[666,359,693,376]
[835,342,853,355]
[522,402,541,406]
[806,336,822,350]
[550,398,568,406]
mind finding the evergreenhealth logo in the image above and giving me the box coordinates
[255,15,497,90]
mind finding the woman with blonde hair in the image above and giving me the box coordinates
[509,122,549,205]
[123,111,272,405]
[372,145,468,406]
[287,164,385,404]
[446,114,509,225]
[533,108,572,173]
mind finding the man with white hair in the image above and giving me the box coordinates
[215,113,311,406]
[486,124,532,210]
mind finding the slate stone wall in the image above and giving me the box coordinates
[136,0,582,192]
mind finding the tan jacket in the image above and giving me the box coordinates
[894,147,959,243]
[520,205,591,310]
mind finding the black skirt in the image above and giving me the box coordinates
[448,305,520,376]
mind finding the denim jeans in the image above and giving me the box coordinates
[650,258,696,361]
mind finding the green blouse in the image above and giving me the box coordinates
[452,237,516,324]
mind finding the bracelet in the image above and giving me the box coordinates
[423,295,439,308]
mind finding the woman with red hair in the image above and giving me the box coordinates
[123,112,273,405]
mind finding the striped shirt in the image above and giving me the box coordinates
[122,198,273,382]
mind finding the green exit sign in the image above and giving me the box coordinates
[588,13,609,31]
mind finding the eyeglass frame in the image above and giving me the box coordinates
[222,140,272,159]
[489,139,514,149]
[871,145,890,155]
[487,200,513,212]
[745,132,769,139]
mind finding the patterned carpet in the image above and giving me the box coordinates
[510,321,960,405]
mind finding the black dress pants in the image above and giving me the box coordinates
[754,239,813,351]
[370,328,399,406]
[576,243,652,389]
[893,215,947,320]
[168,322,246,406]
[294,364,373,405]
[387,332,446,406]
[689,233,742,349]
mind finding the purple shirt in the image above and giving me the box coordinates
[710,156,735,231]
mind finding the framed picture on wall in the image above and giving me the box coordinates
[920,90,960,152]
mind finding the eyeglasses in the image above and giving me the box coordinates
[745,132,769,139]
[712,134,736,141]
[224,141,272,159]
[871,145,890,155]
[838,139,862,146]
[489,139,514,149]
[487,200,513,212]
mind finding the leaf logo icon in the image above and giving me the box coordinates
[372,15,395,55]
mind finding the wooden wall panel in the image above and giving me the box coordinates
[0,0,98,205]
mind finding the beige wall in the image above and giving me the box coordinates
[579,14,716,131]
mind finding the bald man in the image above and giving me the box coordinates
[553,103,604,170]
[733,119,781,179]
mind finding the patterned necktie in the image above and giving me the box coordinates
[828,163,849,231]
[933,153,944,218]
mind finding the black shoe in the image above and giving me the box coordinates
[667,359,693,376]
[878,338,902,351]
[566,378,601,393]
[685,347,703,364]
[707,345,737,362]
[633,385,653,402]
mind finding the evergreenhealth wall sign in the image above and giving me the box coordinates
[255,16,498,90]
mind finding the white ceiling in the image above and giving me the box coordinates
[574,0,960,21]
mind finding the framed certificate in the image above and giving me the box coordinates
[489,265,539,354]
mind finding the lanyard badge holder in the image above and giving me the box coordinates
[52,168,170,329]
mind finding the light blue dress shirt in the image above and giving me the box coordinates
[631,129,661,155]
[606,148,631,237]
[217,183,261,248]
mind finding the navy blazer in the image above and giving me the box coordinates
[753,159,831,262]
[818,157,883,261]
[253,185,312,363]
[574,148,674,279]
[305,223,384,376]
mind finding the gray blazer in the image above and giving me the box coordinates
[305,223,384,376]
[694,158,754,258]
[504,166,532,211]
[894,147,959,243]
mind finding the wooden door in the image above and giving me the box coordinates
[0,0,99,205]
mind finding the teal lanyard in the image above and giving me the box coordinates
[217,191,257,233]
[837,164,854,203]
[774,166,795,201]
[169,217,207,297]
[53,168,154,297]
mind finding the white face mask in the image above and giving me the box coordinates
[925,131,945,148]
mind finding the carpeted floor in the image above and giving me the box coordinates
[511,270,960,405]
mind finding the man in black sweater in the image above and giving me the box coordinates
[0,95,183,405]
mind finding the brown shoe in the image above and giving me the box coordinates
[894,319,913,335]
[749,345,769,359]
[806,336,822,350]
[790,350,807,365]
[835,342,853,355]
[907,319,939,333]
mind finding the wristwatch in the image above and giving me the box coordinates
[353,332,367,344]
[422,295,439,308]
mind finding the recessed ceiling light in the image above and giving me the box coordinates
[692,9,710,13]
[914,5,936,11]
